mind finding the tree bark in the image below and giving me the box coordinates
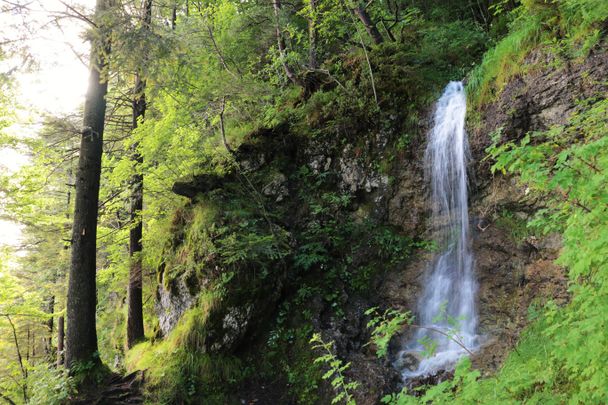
[353,5,383,45]
[126,0,152,349]
[57,316,64,367]
[65,0,111,368]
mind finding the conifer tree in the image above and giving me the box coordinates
[65,0,113,367]
[127,0,153,349]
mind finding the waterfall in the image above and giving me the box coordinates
[400,81,478,379]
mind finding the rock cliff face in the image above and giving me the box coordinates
[463,44,607,372]
[155,44,607,404]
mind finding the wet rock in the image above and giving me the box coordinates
[215,306,253,351]
[345,352,402,405]
[387,169,426,235]
[394,351,422,372]
[308,154,332,174]
[338,145,388,193]
[527,233,562,259]
[156,276,198,336]
[406,369,454,395]
[239,153,266,172]
[470,42,608,169]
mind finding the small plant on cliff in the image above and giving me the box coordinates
[364,307,412,358]
[310,333,360,405]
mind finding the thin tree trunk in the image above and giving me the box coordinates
[44,295,54,356]
[5,315,27,402]
[171,0,177,30]
[343,0,378,104]
[65,0,112,368]
[272,0,301,86]
[126,140,144,348]
[26,327,30,362]
[353,5,383,45]
[126,0,152,349]
[57,316,64,367]
[380,20,396,42]
[308,0,318,69]
[205,22,240,78]
[219,96,232,153]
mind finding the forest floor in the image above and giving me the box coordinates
[71,371,144,404]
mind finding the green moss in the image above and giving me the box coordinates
[467,11,545,108]
[160,202,218,288]
[125,294,244,404]
[159,180,291,287]
[467,0,608,108]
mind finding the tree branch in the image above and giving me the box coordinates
[219,96,232,153]
[408,323,474,356]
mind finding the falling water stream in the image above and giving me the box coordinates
[399,81,478,379]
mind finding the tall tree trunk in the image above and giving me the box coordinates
[126,0,152,349]
[65,0,112,368]
[57,316,64,367]
[353,5,383,45]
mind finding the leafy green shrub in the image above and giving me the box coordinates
[27,365,76,405]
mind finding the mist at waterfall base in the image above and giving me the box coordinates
[398,81,479,379]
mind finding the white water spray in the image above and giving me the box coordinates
[400,81,478,379]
